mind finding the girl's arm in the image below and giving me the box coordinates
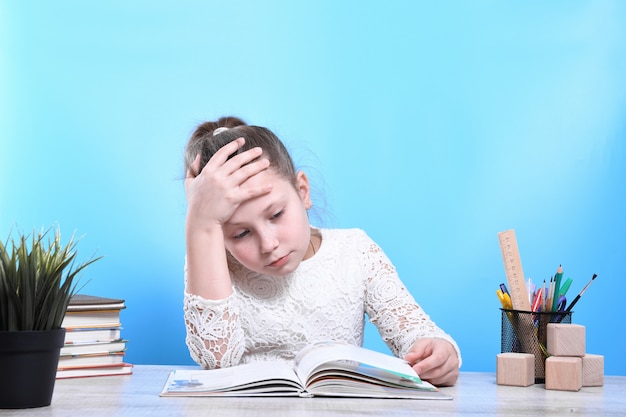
[185,221,232,299]
[183,280,245,369]
[183,138,271,368]
[361,232,461,384]
[184,137,270,300]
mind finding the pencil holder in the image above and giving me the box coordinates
[500,308,572,383]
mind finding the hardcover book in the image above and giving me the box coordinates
[60,340,127,356]
[58,352,126,369]
[160,342,452,400]
[64,328,122,344]
[67,294,126,311]
[56,363,133,379]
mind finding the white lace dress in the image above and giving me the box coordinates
[184,228,461,369]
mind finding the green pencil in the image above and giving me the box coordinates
[558,277,573,297]
[552,265,563,312]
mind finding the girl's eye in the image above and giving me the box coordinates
[271,210,284,220]
[233,230,250,239]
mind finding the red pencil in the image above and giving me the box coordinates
[531,288,543,312]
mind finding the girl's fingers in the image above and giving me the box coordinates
[209,137,246,167]
[208,140,270,190]
[231,158,271,186]
[222,146,264,176]
[240,181,274,201]
[185,137,271,217]
[207,137,266,176]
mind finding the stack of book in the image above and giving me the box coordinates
[57,294,133,379]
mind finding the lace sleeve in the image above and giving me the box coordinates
[362,235,461,362]
[183,290,245,369]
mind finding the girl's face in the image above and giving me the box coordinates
[222,169,313,276]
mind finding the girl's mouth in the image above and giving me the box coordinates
[268,254,289,268]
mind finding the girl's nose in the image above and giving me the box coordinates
[259,229,279,254]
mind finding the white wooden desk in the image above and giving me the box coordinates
[2,366,625,416]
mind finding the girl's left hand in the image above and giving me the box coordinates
[404,338,459,386]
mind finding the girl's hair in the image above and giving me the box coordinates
[183,116,247,176]
[184,116,297,184]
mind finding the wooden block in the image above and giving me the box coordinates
[545,356,582,391]
[547,323,585,357]
[582,354,604,387]
[496,353,535,387]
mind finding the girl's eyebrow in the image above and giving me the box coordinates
[263,200,283,214]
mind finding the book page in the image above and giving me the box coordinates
[294,342,418,382]
[304,378,450,400]
[295,343,437,391]
[160,362,303,397]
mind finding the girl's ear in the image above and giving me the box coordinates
[295,171,312,209]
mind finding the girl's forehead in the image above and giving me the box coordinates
[227,172,296,223]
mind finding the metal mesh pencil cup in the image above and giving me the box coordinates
[500,308,572,383]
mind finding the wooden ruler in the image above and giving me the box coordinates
[498,229,543,380]
[498,229,531,311]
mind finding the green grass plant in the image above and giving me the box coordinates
[0,227,101,331]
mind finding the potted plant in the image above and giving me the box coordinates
[0,227,100,409]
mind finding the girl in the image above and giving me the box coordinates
[183,117,461,386]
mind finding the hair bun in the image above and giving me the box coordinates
[213,127,230,136]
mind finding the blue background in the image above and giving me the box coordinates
[1,1,624,375]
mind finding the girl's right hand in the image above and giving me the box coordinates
[184,137,272,230]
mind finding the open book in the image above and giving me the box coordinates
[160,342,452,400]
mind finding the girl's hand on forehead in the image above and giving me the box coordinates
[185,137,272,226]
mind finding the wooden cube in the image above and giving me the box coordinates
[545,356,582,391]
[582,354,604,387]
[496,353,535,387]
[547,323,585,357]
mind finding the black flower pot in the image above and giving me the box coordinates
[0,328,65,409]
